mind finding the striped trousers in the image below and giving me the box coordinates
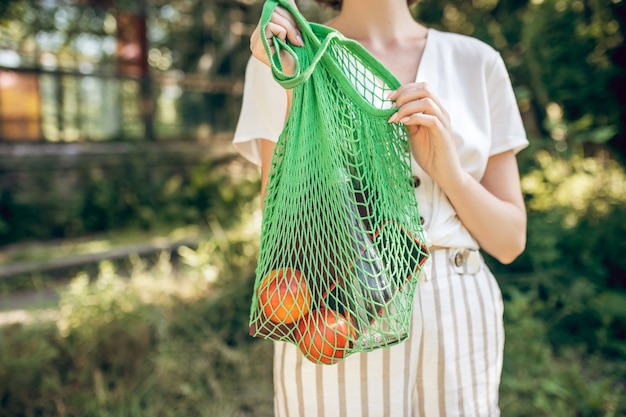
[272,248,505,417]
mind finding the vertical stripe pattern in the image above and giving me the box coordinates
[273,248,504,417]
[432,260,447,417]
[448,260,465,415]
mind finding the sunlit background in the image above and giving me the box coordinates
[0,0,257,142]
[0,0,625,416]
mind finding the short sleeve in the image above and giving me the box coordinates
[486,54,529,156]
[232,56,288,166]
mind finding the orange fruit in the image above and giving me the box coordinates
[257,268,311,324]
[296,308,353,364]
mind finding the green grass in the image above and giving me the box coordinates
[0,201,624,416]
[0,224,211,265]
[0,207,276,417]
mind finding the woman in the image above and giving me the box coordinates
[233,0,528,415]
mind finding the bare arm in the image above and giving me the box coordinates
[259,139,276,210]
[259,91,293,210]
[250,1,300,209]
[440,150,526,264]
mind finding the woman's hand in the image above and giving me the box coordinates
[388,82,527,263]
[250,0,303,75]
[387,83,462,190]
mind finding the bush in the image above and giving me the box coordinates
[0,150,261,245]
[492,151,626,416]
[1,152,625,416]
[506,152,626,356]
[0,208,273,417]
[500,287,625,417]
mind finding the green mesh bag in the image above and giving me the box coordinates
[249,0,430,365]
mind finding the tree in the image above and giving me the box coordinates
[415,0,625,160]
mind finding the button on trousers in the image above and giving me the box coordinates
[271,248,505,417]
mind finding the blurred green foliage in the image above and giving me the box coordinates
[1,151,625,416]
[0,154,260,245]
[488,151,626,416]
[0,214,274,417]
[500,287,624,416]
[0,0,625,415]
[494,151,626,356]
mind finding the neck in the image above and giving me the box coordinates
[328,0,421,46]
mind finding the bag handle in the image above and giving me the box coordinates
[260,0,340,89]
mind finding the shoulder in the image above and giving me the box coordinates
[429,29,500,68]
[242,56,287,100]
[245,55,275,82]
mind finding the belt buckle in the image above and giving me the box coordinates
[449,248,481,275]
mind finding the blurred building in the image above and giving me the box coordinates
[0,0,266,143]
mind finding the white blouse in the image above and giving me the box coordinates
[232,28,528,249]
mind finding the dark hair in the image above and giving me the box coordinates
[313,0,420,10]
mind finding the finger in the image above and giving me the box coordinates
[274,6,298,31]
[400,97,438,117]
[250,23,280,63]
[394,83,440,109]
[271,8,304,46]
[389,83,447,117]
[399,113,443,130]
[387,98,445,125]
[265,21,288,43]
[388,82,430,101]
